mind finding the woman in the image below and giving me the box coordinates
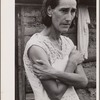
[23,0,88,100]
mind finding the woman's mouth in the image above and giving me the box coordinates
[61,24,70,27]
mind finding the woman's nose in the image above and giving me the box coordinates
[65,12,72,21]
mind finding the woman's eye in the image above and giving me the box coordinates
[60,8,76,14]
[62,10,68,13]
[71,9,76,13]
[60,9,69,13]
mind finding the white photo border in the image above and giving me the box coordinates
[1,0,99,100]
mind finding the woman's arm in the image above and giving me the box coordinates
[53,50,88,88]
[34,59,88,88]
[28,45,68,100]
[54,64,88,88]
[28,45,88,99]
[33,49,88,88]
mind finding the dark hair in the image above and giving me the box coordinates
[41,0,59,27]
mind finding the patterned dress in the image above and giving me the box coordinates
[23,33,80,100]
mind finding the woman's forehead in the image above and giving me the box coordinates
[58,0,77,8]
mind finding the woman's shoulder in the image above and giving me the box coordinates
[25,32,49,52]
[27,33,44,44]
[29,33,41,40]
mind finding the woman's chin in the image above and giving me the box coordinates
[60,29,69,34]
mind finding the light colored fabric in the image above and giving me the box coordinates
[23,33,80,100]
[77,5,90,59]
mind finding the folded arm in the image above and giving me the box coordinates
[28,45,68,100]
[28,45,88,99]
[55,50,88,88]
[54,63,88,88]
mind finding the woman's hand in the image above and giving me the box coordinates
[33,60,57,80]
[69,50,84,66]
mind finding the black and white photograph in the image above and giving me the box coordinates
[1,0,99,100]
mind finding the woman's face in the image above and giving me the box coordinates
[51,0,76,33]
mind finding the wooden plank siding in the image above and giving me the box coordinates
[17,6,26,100]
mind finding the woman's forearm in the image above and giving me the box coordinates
[53,71,87,88]
[50,61,88,88]
[36,60,87,88]
[33,58,88,88]
[52,65,88,88]
[51,60,88,88]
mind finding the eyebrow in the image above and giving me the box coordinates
[60,8,76,11]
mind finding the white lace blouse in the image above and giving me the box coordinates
[23,33,80,100]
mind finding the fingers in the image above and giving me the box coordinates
[69,50,85,65]
[32,62,49,80]
[33,68,44,78]
[71,50,84,58]
[36,60,45,65]
[33,64,48,73]
[35,60,51,68]
[33,68,50,80]
[33,64,42,70]
[33,67,41,73]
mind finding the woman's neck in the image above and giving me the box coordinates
[41,26,61,41]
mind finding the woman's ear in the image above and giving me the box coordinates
[47,6,53,17]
